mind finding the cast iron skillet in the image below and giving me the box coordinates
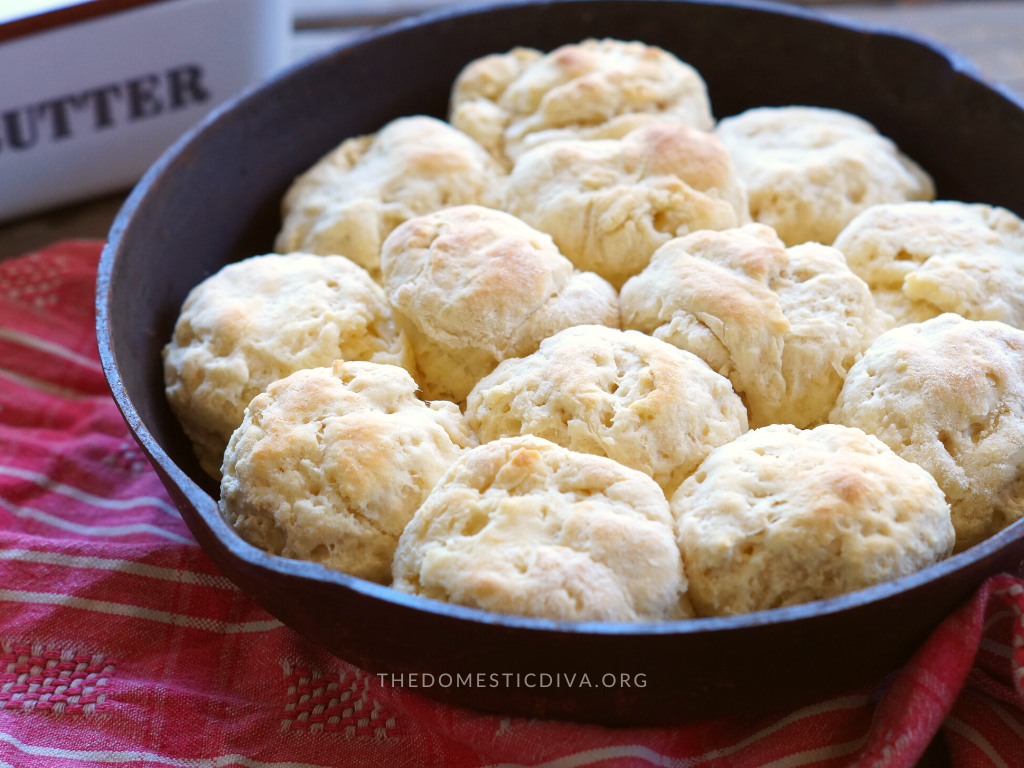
[97,0,1024,725]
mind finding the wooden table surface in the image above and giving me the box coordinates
[1,0,1022,261]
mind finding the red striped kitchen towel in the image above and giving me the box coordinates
[1,240,1023,768]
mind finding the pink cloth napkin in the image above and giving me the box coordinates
[2,240,1024,767]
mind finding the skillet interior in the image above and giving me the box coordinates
[97,0,1024,724]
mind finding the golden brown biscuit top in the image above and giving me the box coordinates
[391,435,689,622]
[671,424,954,615]
[275,116,504,280]
[163,252,411,478]
[831,314,1024,550]
[502,123,749,288]
[219,361,477,584]
[381,205,576,357]
[466,325,748,495]
[450,39,714,165]
[715,106,934,247]
[621,224,891,428]
[451,46,543,105]
[834,201,1024,327]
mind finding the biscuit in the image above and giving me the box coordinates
[465,325,747,496]
[830,314,1024,551]
[502,123,750,288]
[833,201,1024,326]
[450,39,714,168]
[449,47,544,167]
[274,116,504,281]
[391,435,691,621]
[620,225,891,428]
[671,424,954,616]
[381,205,619,402]
[220,362,477,584]
[163,253,412,478]
[715,107,934,247]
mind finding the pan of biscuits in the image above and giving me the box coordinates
[97,0,1024,724]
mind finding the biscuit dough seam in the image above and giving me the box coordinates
[273,412,406,545]
[666,306,782,405]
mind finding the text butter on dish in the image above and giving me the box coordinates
[0,0,288,222]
